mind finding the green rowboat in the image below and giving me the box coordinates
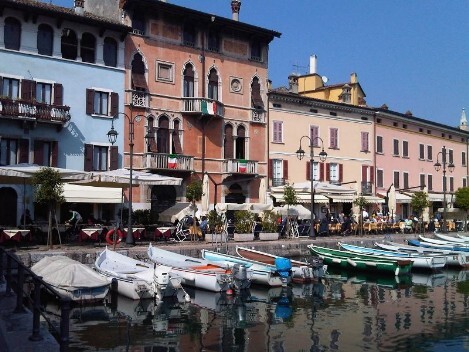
[308,244,413,276]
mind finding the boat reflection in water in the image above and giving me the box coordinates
[62,269,469,352]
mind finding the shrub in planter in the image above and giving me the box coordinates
[261,210,279,233]
[234,210,255,234]
[207,210,224,233]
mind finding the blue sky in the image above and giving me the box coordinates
[51,0,468,127]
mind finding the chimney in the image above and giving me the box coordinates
[459,108,467,131]
[74,0,84,15]
[309,54,317,74]
[350,72,358,84]
[288,74,298,94]
[231,0,241,21]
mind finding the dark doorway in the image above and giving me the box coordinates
[225,183,245,204]
[151,185,177,214]
[0,187,18,226]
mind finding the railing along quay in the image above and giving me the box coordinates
[0,248,71,352]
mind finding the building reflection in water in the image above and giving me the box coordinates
[58,270,469,351]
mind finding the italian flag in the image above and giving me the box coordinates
[168,156,178,169]
[201,100,217,115]
[238,159,247,173]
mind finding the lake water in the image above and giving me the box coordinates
[44,269,469,352]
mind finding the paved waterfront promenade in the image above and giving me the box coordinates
[0,232,428,351]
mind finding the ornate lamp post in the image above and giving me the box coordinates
[296,136,327,238]
[434,145,455,233]
[107,112,145,245]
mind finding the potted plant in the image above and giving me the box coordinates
[259,210,280,241]
[206,210,227,242]
[233,210,255,241]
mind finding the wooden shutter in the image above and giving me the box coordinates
[369,166,374,183]
[110,92,118,117]
[339,163,343,182]
[306,161,311,180]
[84,143,93,171]
[224,125,234,159]
[19,139,29,163]
[319,163,325,181]
[310,126,319,145]
[51,141,58,167]
[325,163,330,181]
[86,89,94,115]
[54,83,63,105]
[283,160,288,180]
[268,159,273,179]
[172,122,182,154]
[362,165,367,182]
[21,79,35,101]
[110,146,118,170]
[33,140,43,165]
[361,132,368,151]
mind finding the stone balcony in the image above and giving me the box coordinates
[144,153,194,172]
[0,97,70,123]
[181,98,225,118]
[222,159,258,174]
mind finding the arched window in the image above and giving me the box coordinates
[147,116,157,152]
[103,37,117,67]
[208,68,218,100]
[131,53,147,90]
[183,64,194,97]
[251,77,264,109]
[236,125,246,159]
[80,32,96,63]
[132,12,145,35]
[224,124,234,159]
[37,24,53,56]
[4,17,21,50]
[157,116,170,154]
[172,120,182,154]
[61,28,78,60]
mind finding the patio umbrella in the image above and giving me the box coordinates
[201,173,210,214]
[0,163,90,184]
[273,204,311,219]
[388,185,397,221]
[422,187,430,223]
[258,177,267,203]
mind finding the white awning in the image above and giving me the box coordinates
[328,195,355,203]
[62,184,122,204]
[378,192,412,204]
[271,192,329,204]
[363,196,385,204]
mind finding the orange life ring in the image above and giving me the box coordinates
[106,229,123,245]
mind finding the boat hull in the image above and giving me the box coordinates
[307,245,413,276]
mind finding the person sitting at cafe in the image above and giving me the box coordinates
[20,209,34,226]
[66,209,82,230]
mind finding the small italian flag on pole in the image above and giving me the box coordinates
[201,100,217,115]
[168,155,178,169]
[238,159,247,173]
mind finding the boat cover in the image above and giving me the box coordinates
[274,257,292,278]
[31,256,109,289]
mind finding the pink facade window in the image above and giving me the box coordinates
[393,139,399,156]
[402,141,409,158]
[310,126,319,147]
[361,132,369,152]
[376,136,383,154]
[272,121,283,143]
[393,171,400,188]
[329,128,338,149]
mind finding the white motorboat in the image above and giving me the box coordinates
[94,247,181,300]
[31,255,110,302]
[201,249,292,287]
[435,233,469,244]
[147,244,240,292]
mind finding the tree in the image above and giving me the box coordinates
[353,195,369,236]
[283,185,298,237]
[32,167,65,249]
[454,187,469,231]
[186,180,203,219]
[410,191,430,234]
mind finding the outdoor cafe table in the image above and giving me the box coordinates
[79,228,102,242]
[0,229,31,243]
[123,227,146,240]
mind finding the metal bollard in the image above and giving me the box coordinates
[13,264,26,313]
[59,297,71,351]
[29,277,43,342]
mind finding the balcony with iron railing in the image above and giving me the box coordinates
[0,97,71,123]
[222,159,258,174]
[251,109,266,123]
[144,153,194,172]
[181,98,225,118]
[361,181,373,195]
[272,178,286,187]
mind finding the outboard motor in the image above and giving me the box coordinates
[232,263,248,281]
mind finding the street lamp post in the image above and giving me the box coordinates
[296,136,327,238]
[107,112,145,245]
[434,145,455,233]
